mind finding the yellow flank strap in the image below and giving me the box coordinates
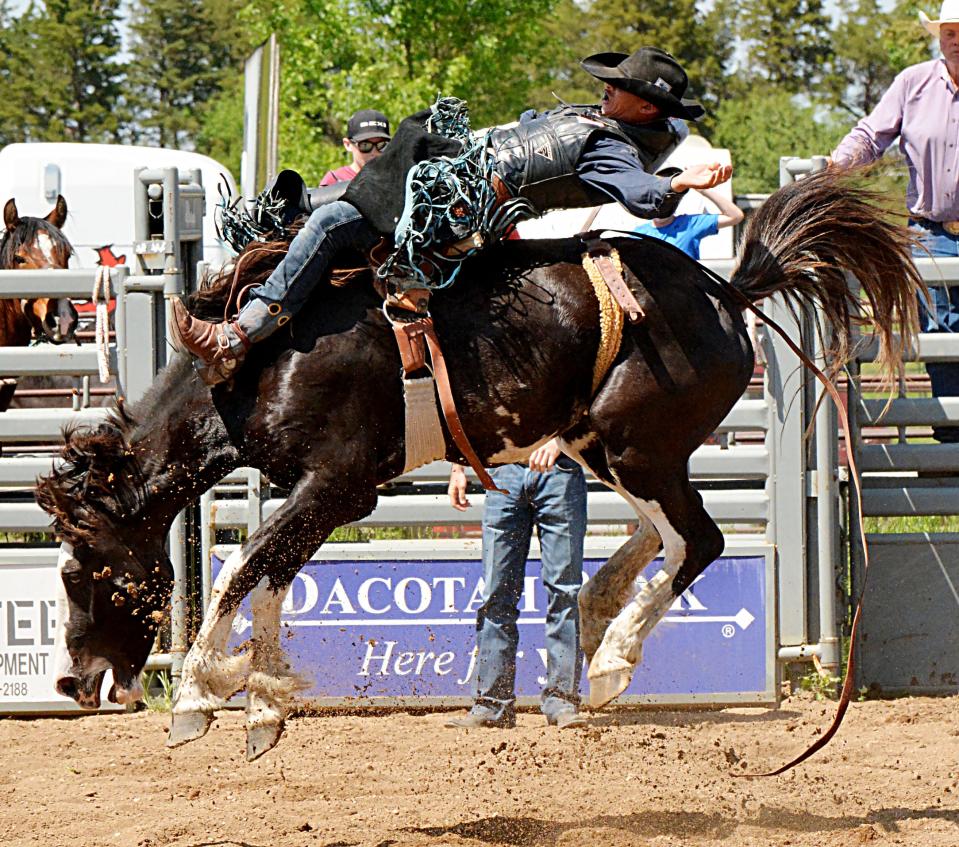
[582,249,625,393]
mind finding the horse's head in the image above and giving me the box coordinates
[2,196,78,343]
[35,421,173,708]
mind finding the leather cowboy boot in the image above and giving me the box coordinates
[170,300,251,386]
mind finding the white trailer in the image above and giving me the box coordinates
[0,142,238,270]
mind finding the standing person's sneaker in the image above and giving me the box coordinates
[445,708,515,729]
[546,710,587,729]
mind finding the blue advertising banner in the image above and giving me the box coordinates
[212,547,773,704]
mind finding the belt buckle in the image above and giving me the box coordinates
[944,221,959,236]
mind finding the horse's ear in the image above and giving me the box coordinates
[45,195,67,229]
[4,198,19,232]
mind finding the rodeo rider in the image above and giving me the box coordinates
[173,47,734,385]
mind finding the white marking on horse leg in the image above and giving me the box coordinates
[52,542,77,690]
[245,578,305,731]
[552,454,662,664]
[579,513,661,661]
[588,496,687,706]
[173,549,251,716]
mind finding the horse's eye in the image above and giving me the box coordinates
[62,567,82,585]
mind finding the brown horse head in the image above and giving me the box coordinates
[2,195,78,342]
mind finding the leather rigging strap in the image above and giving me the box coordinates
[391,316,508,495]
[583,238,646,323]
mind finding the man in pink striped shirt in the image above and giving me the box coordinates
[833,1,959,441]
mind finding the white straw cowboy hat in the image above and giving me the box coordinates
[919,0,959,34]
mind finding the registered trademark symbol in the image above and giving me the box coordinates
[721,624,735,638]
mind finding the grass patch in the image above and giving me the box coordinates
[864,515,959,534]
[799,666,840,701]
[141,670,174,712]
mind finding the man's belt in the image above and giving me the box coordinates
[910,216,959,236]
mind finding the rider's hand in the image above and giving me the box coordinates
[670,163,733,193]
[448,464,470,511]
[528,438,562,473]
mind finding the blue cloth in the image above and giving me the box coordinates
[633,214,719,260]
[912,220,959,442]
[470,456,587,723]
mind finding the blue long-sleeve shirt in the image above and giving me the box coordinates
[578,135,680,218]
[516,108,683,219]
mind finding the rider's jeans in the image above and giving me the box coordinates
[470,458,587,723]
[235,200,378,344]
[912,220,959,443]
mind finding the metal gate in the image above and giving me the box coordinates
[0,167,203,712]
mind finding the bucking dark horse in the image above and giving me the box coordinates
[37,170,920,760]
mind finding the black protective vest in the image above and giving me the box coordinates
[488,105,683,212]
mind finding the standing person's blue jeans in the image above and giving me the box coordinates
[470,456,587,724]
[912,220,959,443]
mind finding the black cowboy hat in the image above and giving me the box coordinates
[581,47,705,121]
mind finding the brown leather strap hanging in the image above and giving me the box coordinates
[390,315,507,494]
[422,322,508,494]
[583,239,646,323]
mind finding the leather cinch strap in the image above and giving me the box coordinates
[392,315,507,494]
[583,239,646,323]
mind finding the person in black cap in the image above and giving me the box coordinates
[174,47,732,385]
[319,109,391,186]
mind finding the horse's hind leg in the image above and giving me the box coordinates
[587,471,724,708]
[559,434,662,664]
[579,515,662,664]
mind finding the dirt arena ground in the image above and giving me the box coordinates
[3,694,959,847]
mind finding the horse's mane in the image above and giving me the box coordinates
[0,216,73,268]
[36,354,210,545]
[35,402,145,545]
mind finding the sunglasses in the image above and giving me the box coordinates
[353,139,389,153]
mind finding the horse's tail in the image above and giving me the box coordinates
[730,167,923,384]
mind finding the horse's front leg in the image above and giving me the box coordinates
[243,575,308,761]
[166,546,257,747]
[168,469,378,758]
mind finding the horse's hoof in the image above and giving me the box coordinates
[580,618,613,667]
[588,667,633,709]
[166,710,213,748]
[246,721,284,761]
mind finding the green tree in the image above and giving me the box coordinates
[127,0,250,149]
[196,76,246,178]
[582,0,737,136]
[249,0,563,181]
[713,86,846,193]
[738,0,833,91]
[0,0,125,143]
[824,0,932,119]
